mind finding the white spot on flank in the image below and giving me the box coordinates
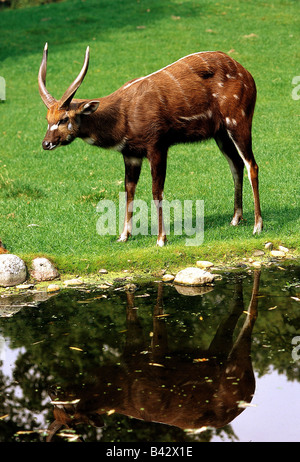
[226,117,231,125]
[241,109,246,117]
[212,93,218,98]
[218,82,224,87]
[179,112,209,121]
[233,94,239,99]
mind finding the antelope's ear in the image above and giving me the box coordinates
[79,100,100,115]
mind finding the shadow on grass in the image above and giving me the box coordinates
[0,0,211,61]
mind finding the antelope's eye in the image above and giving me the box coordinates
[58,117,69,126]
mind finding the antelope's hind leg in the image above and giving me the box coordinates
[215,130,245,227]
[226,128,263,235]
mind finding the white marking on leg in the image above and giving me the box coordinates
[124,156,143,167]
[83,137,96,145]
[156,236,166,247]
[112,137,128,152]
[227,130,252,185]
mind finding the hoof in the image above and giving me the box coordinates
[230,210,243,226]
[253,217,263,235]
[156,237,167,247]
[117,234,129,242]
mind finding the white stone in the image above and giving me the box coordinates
[0,254,27,287]
[63,278,84,286]
[265,242,273,250]
[47,284,61,293]
[31,257,59,281]
[270,250,285,258]
[252,250,265,257]
[278,245,289,253]
[162,274,175,282]
[174,267,216,286]
[196,260,214,269]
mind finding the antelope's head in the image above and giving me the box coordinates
[38,43,99,150]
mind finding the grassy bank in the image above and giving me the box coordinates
[0,0,299,275]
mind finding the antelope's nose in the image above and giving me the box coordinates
[42,140,56,150]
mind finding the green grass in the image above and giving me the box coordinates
[0,0,299,275]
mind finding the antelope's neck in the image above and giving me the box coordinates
[79,95,125,148]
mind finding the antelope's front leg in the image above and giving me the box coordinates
[118,155,142,242]
[148,148,167,247]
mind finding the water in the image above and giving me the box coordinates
[0,265,299,443]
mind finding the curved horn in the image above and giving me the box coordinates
[38,43,57,108]
[59,46,90,109]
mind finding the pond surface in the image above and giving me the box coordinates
[0,265,299,443]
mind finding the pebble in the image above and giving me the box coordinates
[265,242,273,250]
[270,250,285,258]
[162,274,175,282]
[278,246,289,253]
[16,284,34,290]
[63,278,84,286]
[174,267,216,286]
[252,250,265,257]
[47,284,61,293]
[196,260,214,269]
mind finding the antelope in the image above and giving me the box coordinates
[38,44,263,245]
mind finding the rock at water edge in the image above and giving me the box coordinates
[0,254,27,287]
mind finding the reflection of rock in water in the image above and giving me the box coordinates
[0,291,57,317]
[174,284,214,296]
[46,271,260,440]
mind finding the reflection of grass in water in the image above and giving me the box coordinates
[0,0,299,273]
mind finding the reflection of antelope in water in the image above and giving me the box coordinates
[47,271,260,440]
